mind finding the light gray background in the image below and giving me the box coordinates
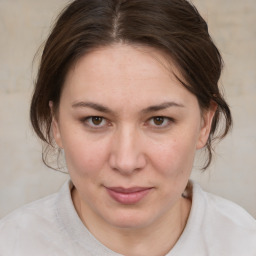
[0,0,255,218]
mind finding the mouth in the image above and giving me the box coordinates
[105,186,153,205]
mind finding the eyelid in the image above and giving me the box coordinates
[82,116,110,129]
[80,115,175,130]
[146,116,175,129]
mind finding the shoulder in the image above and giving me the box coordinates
[0,193,56,253]
[203,187,255,227]
[0,192,57,227]
[0,181,78,256]
[172,181,256,256]
[191,182,256,254]
[194,183,256,229]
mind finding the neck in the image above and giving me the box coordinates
[104,197,190,256]
[72,188,191,256]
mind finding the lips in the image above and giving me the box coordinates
[105,186,153,204]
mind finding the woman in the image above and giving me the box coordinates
[0,0,255,255]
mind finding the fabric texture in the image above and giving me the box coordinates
[0,180,255,256]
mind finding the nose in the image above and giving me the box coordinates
[109,125,147,175]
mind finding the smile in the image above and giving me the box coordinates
[105,186,153,205]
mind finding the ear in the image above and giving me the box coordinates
[196,101,217,149]
[49,101,63,148]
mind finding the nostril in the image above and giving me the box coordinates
[109,152,146,175]
[109,128,147,174]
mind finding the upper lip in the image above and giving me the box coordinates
[106,187,153,194]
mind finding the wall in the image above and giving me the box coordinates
[0,0,255,218]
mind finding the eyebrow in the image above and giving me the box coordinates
[71,101,184,114]
[72,101,114,114]
[141,101,185,114]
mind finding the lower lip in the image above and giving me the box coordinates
[106,188,152,205]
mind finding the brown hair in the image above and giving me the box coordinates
[30,0,232,170]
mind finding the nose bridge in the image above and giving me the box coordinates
[109,123,146,174]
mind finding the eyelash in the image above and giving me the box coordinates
[81,116,175,130]
[147,116,174,128]
[82,116,109,129]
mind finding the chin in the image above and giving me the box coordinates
[104,209,155,230]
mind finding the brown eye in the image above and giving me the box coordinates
[84,116,107,128]
[153,117,165,126]
[91,116,103,125]
[147,116,173,129]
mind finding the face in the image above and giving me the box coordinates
[52,44,215,231]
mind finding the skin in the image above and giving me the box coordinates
[51,43,216,256]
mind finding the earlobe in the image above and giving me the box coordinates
[196,102,217,149]
[52,118,63,148]
[49,101,63,148]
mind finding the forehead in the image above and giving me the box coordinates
[61,43,196,108]
[67,44,175,82]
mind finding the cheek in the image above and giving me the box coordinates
[62,132,110,177]
[149,133,197,177]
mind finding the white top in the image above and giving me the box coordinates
[0,180,255,256]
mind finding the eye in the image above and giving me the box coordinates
[147,116,173,128]
[83,116,108,128]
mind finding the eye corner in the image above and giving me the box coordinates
[144,116,175,129]
[79,115,111,129]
